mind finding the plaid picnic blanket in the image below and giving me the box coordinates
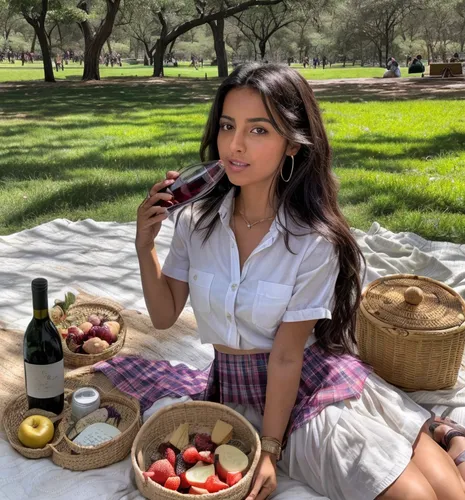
[94,345,372,440]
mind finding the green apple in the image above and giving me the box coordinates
[18,415,55,448]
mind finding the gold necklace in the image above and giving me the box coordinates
[238,199,275,229]
[238,211,274,229]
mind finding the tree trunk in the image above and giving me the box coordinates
[143,42,153,65]
[107,39,112,54]
[82,42,102,80]
[78,0,122,81]
[259,39,266,60]
[31,32,37,52]
[378,48,383,68]
[153,39,166,77]
[209,18,228,77]
[36,27,55,82]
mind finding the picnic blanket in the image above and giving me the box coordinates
[0,217,465,499]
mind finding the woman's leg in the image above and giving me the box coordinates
[409,426,465,499]
[376,461,436,500]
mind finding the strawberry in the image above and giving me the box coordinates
[183,446,202,464]
[205,475,229,493]
[142,471,155,480]
[195,433,216,452]
[179,472,191,489]
[175,453,189,475]
[145,459,176,485]
[164,476,181,491]
[198,451,214,464]
[226,471,242,487]
[164,447,176,468]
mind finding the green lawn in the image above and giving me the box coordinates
[0,80,463,242]
[0,61,425,83]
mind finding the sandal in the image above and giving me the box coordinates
[430,422,465,453]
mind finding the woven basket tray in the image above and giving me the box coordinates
[60,301,126,367]
[57,390,141,456]
[3,391,71,459]
[357,274,465,391]
[132,401,261,500]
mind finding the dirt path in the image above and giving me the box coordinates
[1,75,464,101]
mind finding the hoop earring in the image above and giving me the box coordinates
[281,155,294,183]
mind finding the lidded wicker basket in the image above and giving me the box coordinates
[131,401,261,500]
[357,274,465,391]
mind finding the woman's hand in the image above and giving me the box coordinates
[135,171,179,250]
[246,452,278,500]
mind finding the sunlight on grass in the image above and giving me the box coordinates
[0,80,463,242]
[0,61,425,83]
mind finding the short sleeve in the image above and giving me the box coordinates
[282,238,339,323]
[162,211,191,282]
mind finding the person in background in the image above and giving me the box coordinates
[383,60,401,78]
[408,54,425,76]
[450,52,461,62]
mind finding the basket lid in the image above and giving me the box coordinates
[362,275,465,331]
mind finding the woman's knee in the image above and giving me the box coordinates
[376,461,437,500]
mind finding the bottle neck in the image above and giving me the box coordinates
[33,309,49,320]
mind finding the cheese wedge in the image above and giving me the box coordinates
[169,422,189,450]
[211,419,233,445]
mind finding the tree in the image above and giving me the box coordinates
[355,0,418,67]
[11,0,56,81]
[149,0,283,77]
[235,3,295,60]
[1,0,22,43]
[77,0,122,80]
[119,1,159,65]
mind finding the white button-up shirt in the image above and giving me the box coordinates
[162,189,339,350]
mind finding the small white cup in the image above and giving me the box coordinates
[71,387,101,421]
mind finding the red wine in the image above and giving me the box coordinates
[156,160,224,211]
[23,278,64,415]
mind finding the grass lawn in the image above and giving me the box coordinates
[0,61,425,83]
[0,80,463,242]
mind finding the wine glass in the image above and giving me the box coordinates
[153,159,225,213]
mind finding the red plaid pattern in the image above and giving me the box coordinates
[94,344,372,440]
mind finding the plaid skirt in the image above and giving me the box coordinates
[94,343,372,441]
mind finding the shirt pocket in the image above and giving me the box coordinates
[189,268,214,313]
[252,281,293,330]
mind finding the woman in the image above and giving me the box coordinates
[136,63,465,499]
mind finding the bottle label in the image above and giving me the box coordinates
[25,360,64,399]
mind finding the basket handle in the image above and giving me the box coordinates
[404,286,424,305]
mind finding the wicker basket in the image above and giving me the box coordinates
[3,391,71,459]
[60,301,126,367]
[58,390,141,455]
[357,274,465,391]
[132,401,261,500]
[50,390,140,470]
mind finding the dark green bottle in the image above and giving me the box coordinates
[23,278,64,414]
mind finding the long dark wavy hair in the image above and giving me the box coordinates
[190,62,365,355]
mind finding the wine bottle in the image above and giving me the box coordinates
[23,278,64,414]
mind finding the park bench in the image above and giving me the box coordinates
[429,62,463,78]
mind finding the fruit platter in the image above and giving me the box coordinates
[51,293,126,367]
[132,401,261,500]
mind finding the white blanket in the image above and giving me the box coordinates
[1,218,464,499]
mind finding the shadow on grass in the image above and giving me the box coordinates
[1,79,464,240]
[2,151,199,227]
[0,81,218,120]
[333,132,465,173]
[339,176,465,216]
